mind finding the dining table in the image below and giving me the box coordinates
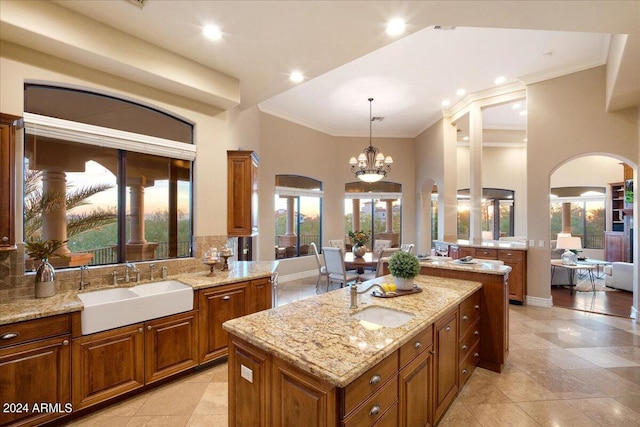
[344,251,379,273]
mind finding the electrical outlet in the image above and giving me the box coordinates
[538,240,545,248]
[529,240,535,247]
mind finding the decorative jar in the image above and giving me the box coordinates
[35,257,56,298]
[352,244,366,258]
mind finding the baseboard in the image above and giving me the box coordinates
[278,270,317,283]
[631,305,639,322]
[526,295,553,308]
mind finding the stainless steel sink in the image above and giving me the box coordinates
[352,305,414,328]
[78,280,193,335]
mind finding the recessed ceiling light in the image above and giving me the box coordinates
[511,103,521,110]
[519,110,527,116]
[203,24,222,41]
[456,88,466,96]
[386,18,406,36]
[494,76,506,85]
[441,99,450,107]
[289,71,304,83]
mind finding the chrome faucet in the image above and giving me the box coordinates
[149,263,156,280]
[350,283,387,309]
[79,265,90,290]
[125,263,139,283]
[161,266,168,279]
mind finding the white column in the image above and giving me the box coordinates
[442,116,458,243]
[469,104,483,244]
[562,202,572,234]
[128,179,147,244]
[352,198,360,231]
[285,196,295,236]
[41,170,70,255]
[383,199,394,233]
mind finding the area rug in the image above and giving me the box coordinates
[574,283,616,292]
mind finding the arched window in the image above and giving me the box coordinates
[274,175,322,259]
[23,85,193,270]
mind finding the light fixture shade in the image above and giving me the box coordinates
[350,98,392,182]
[555,236,582,250]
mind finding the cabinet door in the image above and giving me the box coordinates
[604,231,625,262]
[0,335,70,426]
[249,277,272,314]
[227,151,257,236]
[0,113,20,248]
[457,247,475,259]
[434,310,458,423]
[199,283,248,363]
[72,324,144,409]
[398,345,433,427]
[145,311,198,384]
[229,335,270,427]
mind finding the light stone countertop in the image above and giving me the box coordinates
[418,259,512,275]
[0,261,278,326]
[434,239,528,251]
[223,274,482,388]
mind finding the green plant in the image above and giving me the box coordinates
[388,251,420,279]
[348,230,369,246]
[25,238,69,261]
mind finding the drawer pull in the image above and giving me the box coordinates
[223,295,231,300]
[475,304,480,310]
[369,374,381,385]
[147,325,152,331]
[369,404,380,417]
[474,352,480,357]
[414,341,422,349]
[462,315,468,321]
[63,339,69,346]
[462,369,468,375]
[1,332,18,340]
[445,326,451,332]
[462,344,468,351]
[474,330,480,335]
[430,350,436,355]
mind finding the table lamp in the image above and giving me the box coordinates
[556,235,582,265]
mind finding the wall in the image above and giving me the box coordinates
[526,66,638,307]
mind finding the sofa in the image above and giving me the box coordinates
[604,262,633,292]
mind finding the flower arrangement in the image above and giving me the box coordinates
[388,250,420,279]
[25,238,68,261]
[348,230,369,246]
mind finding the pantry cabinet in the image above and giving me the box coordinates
[227,150,258,237]
[0,113,20,250]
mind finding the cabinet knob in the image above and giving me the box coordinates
[1,236,8,243]
[62,339,69,346]
[462,369,468,375]
[414,341,422,349]
[474,352,480,358]
[369,374,381,385]
[474,330,479,335]
[223,295,231,300]
[462,315,468,321]
[445,326,451,332]
[369,404,380,417]
[430,350,436,355]
[475,304,480,310]
[462,344,468,351]
[147,325,152,331]
[138,328,143,333]
[1,332,18,340]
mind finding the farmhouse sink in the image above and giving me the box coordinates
[78,280,193,335]
[352,306,414,329]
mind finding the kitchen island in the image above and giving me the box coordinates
[224,272,507,426]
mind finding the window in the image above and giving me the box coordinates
[23,85,193,270]
[274,175,322,258]
[457,188,514,240]
[344,181,402,248]
[550,198,605,249]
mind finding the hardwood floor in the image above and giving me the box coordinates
[551,283,634,318]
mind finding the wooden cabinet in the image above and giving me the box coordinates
[433,309,458,423]
[604,231,626,262]
[497,249,526,303]
[0,113,20,249]
[0,315,71,426]
[227,150,258,237]
[610,182,625,232]
[199,279,273,364]
[144,311,198,384]
[458,291,481,388]
[72,323,145,409]
[73,310,198,409]
[398,326,434,427]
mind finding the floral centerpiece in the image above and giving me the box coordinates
[348,230,369,257]
[388,250,420,290]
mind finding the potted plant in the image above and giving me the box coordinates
[348,230,369,257]
[388,250,420,290]
[25,238,68,298]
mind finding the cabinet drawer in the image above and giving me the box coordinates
[459,320,480,362]
[399,324,433,368]
[457,247,475,258]
[0,314,70,348]
[343,375,398,427]
[498,249,524,261]
[372,403,398,427]
[459,341,480,386]
[459,292,481,336]
[344,351,398,416]
[475,248,497,259]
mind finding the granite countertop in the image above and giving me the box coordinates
[418,258,512,275]
[0,261,278,326]
[435,239,528,251]
[223,274,481,388]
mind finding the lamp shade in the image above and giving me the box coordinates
[556,236,582,250]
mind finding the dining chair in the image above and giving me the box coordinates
[322,246,360,292]
[299,244,310,256]
[372,239,391,257]
[284,246,296,258]
[400,243,414,253]
[329,239,346,252]
[360,247,400,281]
[310,242,327,293]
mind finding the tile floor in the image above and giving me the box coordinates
[65,275,640,426]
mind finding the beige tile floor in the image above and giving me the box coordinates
[65,275,640,426]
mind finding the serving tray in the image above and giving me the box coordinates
[371,285,422,298]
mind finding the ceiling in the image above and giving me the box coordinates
[45,1,640,139]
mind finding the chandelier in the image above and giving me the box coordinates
[349,98,393,183]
